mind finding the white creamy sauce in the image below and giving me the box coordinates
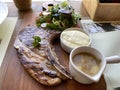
[62,30,90,48]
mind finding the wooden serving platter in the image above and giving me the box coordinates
[0,2,106,90]
[15,15,106,90]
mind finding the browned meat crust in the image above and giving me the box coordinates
[14,26,72,86]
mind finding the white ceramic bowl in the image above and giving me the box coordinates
[69,46,106,84]
[60,28,91,53]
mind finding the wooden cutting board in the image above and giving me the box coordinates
[0,12,106,90]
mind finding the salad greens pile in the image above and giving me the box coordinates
[36,1,81,31]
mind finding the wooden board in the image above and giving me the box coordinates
[0,2,106,90]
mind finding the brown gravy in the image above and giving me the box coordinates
[73,53,101,76]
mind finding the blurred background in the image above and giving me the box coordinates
[1,0,80,2]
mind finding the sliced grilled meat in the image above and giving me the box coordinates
[14,26,72,86]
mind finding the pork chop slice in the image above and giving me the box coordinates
[14,26,72,86]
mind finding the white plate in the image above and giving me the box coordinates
[0,1,8,24]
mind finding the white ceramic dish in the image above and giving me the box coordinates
[0,1,8,24]
[42,2,57,11]
[69,46,120,84]
[60,28,91,53]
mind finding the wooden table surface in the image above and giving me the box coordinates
[0,1,106,90]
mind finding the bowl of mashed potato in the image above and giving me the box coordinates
[60,28,91,53]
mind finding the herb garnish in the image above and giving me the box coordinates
[32,36,41,48]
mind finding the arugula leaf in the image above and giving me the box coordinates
[32,36,41,48]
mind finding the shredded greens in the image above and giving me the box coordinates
[36,1,81,31]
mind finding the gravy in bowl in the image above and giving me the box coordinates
[73,53,101,76]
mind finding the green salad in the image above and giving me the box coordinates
[36,1,81,31]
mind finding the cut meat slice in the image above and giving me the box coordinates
[14,26,72,86]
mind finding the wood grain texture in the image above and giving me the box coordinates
[83,0,120,21]
[0,1,106,90]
